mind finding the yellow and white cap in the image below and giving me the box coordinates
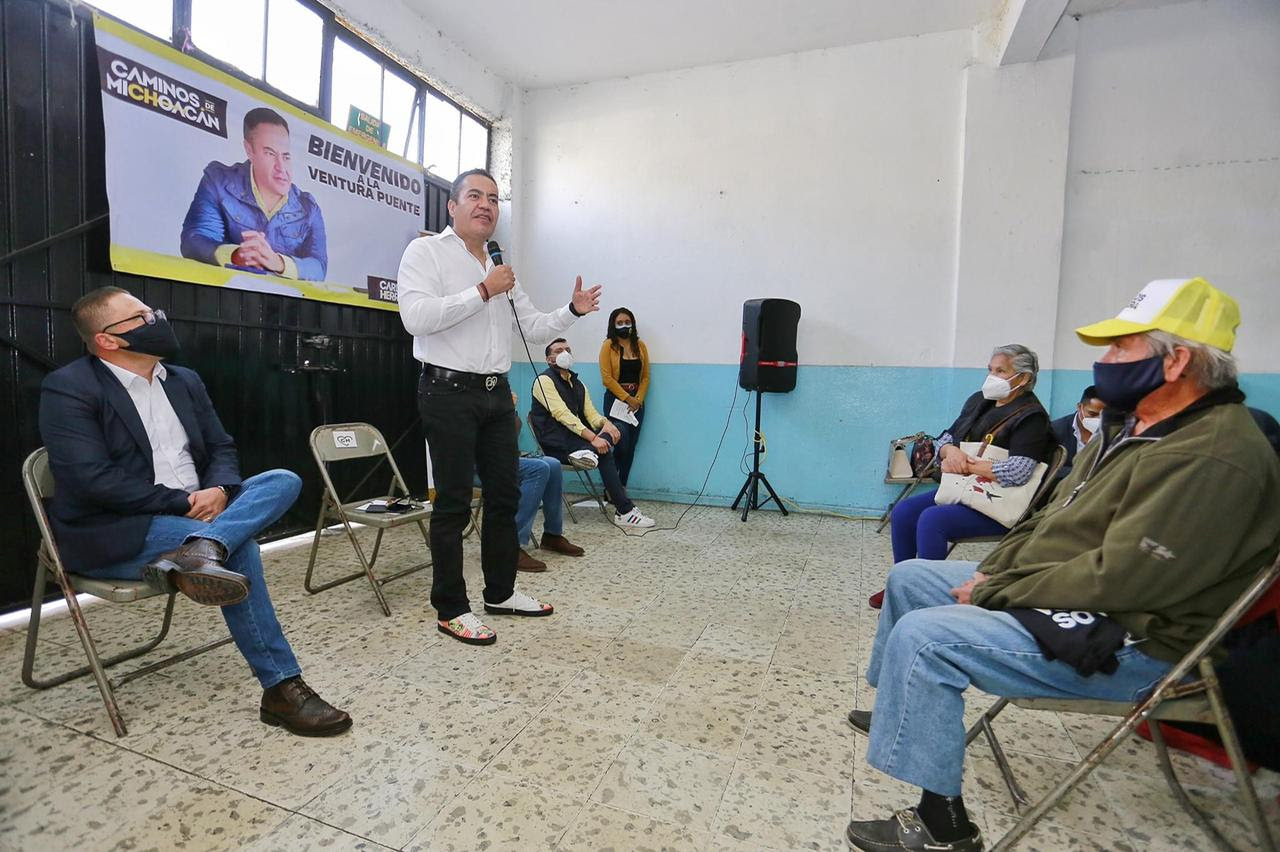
[1075,277,1240,353]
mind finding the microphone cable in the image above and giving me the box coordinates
[490,241,743,538]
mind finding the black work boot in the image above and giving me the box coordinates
[144,537,249,606]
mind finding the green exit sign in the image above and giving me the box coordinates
[346,105,389,147]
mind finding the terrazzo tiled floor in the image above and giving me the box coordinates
[2,504,1278,851]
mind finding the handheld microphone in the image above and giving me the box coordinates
[486,240,504,266]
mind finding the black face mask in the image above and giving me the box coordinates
[1092,355,1166,411]
[113,315,181,360]
[614,325,632,338]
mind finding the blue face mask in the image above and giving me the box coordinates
[1092,355,1166,411]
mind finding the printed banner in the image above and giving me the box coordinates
[93,13,425,311]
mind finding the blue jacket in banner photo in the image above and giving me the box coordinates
[180,159,328,281]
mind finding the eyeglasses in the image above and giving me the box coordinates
[101,308,165,334]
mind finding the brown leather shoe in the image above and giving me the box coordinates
[260,677,352,736]
[144,537,249,606]
[539,533,584,557]
[517,549,547,572]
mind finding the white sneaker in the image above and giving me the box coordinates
[613,508,655,529]
[484,589,554,617]
[567,449,599,470]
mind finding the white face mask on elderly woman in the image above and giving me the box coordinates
[981,373,1020,401]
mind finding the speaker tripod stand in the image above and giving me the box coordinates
[731,391,789,522]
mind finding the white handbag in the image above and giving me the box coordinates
[934,441,1047,528]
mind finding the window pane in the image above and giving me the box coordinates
[330,39,383,131]
[265,0,322,105]
[83,0,172,40]
[383,72,417,157]
[460,114,489,172]
[405,99,423,164]
[192,0,266,79]
[424,93,461,181]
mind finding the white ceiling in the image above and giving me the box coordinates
[400,0,1005,88]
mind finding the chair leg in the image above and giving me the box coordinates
[962,698,1030,809]
[562,491,577,524]
[1200,658,1277,851]
[576,470,610,520]
[876,480,921,534]
[22,567,128,737]
[303,499,330,594]
[989,699,1167,851]
[1148,722,1235,852]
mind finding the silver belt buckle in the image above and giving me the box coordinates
[485,375,498,391]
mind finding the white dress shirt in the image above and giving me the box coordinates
[99,358,201,492]
[396,226,576,373]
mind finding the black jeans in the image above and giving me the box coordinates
[602,390,645,486]
[547,433,634,515]
[419,372,519,620]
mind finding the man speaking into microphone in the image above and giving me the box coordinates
[396,168,601,645]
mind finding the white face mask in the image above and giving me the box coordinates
[1080,415,1102,434]
[554,351,574,371]
[981,373,1017,401]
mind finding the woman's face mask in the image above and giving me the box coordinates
[981,372,1022,401]
[614,323,633,337]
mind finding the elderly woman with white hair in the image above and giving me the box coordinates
[871,344,1054,608]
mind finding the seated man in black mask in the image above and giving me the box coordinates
[38,286,350,736]
[530,338,655,529]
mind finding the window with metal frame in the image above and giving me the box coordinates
[79,0,490,171]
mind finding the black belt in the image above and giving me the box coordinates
[421,363,508,391]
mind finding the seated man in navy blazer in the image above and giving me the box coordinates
[38,286,350,737]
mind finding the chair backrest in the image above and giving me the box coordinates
[526,411,551,456]
[1017,443,1068,524]
[22,448,63,576]
[309,422,410,502]
[310,423,392,463]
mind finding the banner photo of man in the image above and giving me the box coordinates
[93,14,425,311]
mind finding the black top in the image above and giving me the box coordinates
[946,390,1052,461]
[618,356,641,385]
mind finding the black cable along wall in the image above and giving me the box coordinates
[0,0,452,612]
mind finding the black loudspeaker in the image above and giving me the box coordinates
[738,298,801,392]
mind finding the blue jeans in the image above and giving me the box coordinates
[890,489,1009,562]
[515,456,564,546]
[603,390,644,486]
[79,469,303,689]
[865,559,1174,795]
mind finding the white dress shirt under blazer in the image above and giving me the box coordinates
[396,227,576,374]
[98,358,201,493]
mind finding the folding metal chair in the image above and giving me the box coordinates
[20,448,233,738]
[526,412,609,521]
[304,423,432,617]
[944,443,1068,556]
[972,553,1280,852]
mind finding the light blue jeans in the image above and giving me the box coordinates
[865,559,1174,795]
[515,456,564,546]
[80,469,303,689]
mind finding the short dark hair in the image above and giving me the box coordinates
[450,168,496,202]
[243,107,289,139]
[71,286,131,344]
[545,337,567,357]
[1079,385,1100,404]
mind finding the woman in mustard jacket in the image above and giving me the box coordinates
[598,307,649,486]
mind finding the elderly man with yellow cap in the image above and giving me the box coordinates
[843,277,1280,852]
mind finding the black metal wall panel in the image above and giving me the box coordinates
[0,0,447,612]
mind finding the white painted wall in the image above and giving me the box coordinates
[951,55,1075,369]
[1055,0,1280,373]
[515,30,974,368]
